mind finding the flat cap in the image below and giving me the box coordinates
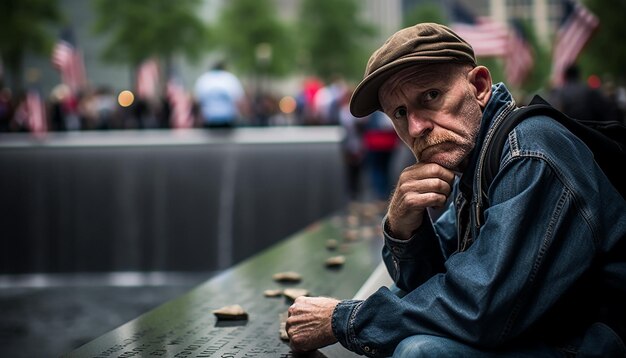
[350,23,476,117]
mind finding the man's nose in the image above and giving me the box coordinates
[407,110,431,137]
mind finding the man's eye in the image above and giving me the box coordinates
[424,90,439,102]
[393,108,407,119]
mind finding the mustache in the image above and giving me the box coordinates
[414,134,454,160]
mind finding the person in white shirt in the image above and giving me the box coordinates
[194,61,247,128]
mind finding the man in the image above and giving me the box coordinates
[286,23,626,357]
[194,60,247,128]
[550,63,622,123]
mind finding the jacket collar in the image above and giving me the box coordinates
[459,82,516,199]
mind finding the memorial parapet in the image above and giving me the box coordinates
[63,203,386,357]
[0,127,346,273]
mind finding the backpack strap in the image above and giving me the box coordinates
[480,94,626,215]
[474,96,559,230]
[481,95,558,197]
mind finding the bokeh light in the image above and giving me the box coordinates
[118,90,135,107]
[587,75,601,89]
[278,96,297,114]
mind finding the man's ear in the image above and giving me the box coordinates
[468,66,492,108]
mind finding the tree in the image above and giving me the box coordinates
[91,0,207,73]
[0,0,62,92]
[403,2,446,27]
[212,0,296,78]
[517,20,551,97]
[297,0,377,82]
[579,0,626,83]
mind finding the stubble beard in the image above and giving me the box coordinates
[413,93,482,171]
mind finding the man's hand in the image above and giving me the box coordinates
[388,162,455,240]
[286,296,339,352]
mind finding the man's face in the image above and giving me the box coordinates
[379,64,483,172]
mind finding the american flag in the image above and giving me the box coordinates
[26,88,47,136]
[505,20,534,87]
[167,69,194,129]
[551,0,599,86]
[51,28,86,93]
[450,2,534,87]
[136,58,160,100]
[450,1,510,57]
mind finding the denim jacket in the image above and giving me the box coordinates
[331,83,626,357]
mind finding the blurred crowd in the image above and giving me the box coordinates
[0,72,368,133]
[0,85,278,133]
[2,61,625,134]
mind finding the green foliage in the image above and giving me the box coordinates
[403,2,446,27]
[579,0,626,83]
[297,0,377,82]
[515,20,551,96]
[478,57,505,84]
[0,0,62,90]
[213,0,296,77]
[91,0,207,66]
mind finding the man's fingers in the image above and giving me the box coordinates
[400,162,456,185]
[395,177,452,197]
[286,297,339,352]
[388,163,456,239]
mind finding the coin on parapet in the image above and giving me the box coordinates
[283,288,310,301]
[346,214,359,227]
[344,229,359,242]
[279,311,289,341]
[272,271,303,283]
[264,289,283,297]
[212,304,248,320]
[325,255,346,268]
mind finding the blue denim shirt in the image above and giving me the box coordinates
[331,83,626,357]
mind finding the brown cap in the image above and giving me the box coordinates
[349,23,476,117]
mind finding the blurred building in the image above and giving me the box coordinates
[363,0,403,45]
[484,0,563,46]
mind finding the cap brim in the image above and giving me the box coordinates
[349,56,472,118]
[349,60,419,118]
